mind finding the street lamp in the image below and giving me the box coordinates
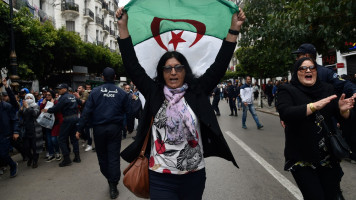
[8,0,20,87]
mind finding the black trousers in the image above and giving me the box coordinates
[93,123,122,183]
[212,98,220,115]
[23,137,39,162]
[58,117,79,156]
[267,95,274,106]
[228,97,237,114]
[291,164,343,200]
[149,169,206,200]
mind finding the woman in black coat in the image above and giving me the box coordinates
[18,93,43,168]
[116,7,245,199]
[276,57,354,200]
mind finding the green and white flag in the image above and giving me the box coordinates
[124,0,239,78]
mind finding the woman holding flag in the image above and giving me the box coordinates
[117,2,245,199]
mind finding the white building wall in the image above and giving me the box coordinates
[37,0,118,51]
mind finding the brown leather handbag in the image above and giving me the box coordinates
[123,118,153,199]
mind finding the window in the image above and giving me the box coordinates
[66,21,75,32]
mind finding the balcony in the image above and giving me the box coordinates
[109,10,115,17]
[95,16,104,27]
[84,8,94,22]
[110,29,115,36]
[61,2,79,18]
[103,25,110,34]
[102,2,109,14]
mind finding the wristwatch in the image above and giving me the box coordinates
[228,29,239,35]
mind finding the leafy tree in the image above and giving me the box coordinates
[238,0,356,77]
[0,1,125,85]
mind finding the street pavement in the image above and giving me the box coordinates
[0,100,355,200]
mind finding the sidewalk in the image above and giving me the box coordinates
[253,98,279,116]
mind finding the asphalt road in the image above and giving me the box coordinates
[0,101,355,200]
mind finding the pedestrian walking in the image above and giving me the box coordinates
[276,57,355,199]
[212,86,221,116]
[116,6,245,199]
[43,83,82,167]
[253,82,260,101]
[227,80,238,116]
[240,76,263,129]
[265,80,274,107]
[76,67,129,199]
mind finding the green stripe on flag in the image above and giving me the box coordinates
[125,0,239,46]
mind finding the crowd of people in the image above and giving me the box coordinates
[0,77,142,178]
[1,4,356,200]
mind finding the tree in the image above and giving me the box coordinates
[238,0,356,77]
[0,2,125,84]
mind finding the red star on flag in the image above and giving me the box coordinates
[169,31,186,50]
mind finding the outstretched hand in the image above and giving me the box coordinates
[339,93,355,113]
[313,95,337,111]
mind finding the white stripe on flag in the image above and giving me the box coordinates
[134,31,222,78]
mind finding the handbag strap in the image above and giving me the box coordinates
[315,111,333,137]
[139,117,154,157]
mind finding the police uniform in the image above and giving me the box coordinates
[77,67,129,199]
[48,84,82,166]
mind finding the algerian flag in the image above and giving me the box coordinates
[125,0,238,78]
[124,0,239,78]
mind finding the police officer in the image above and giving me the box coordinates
[227,80,238,116]
[0,92,19,178]
[76,67,129,199]
[43,83,82,167]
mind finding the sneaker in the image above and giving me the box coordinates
[257,125,264,129]
[55,154,62,161]
[85,145,93,152]
[10,162,18,178]
[45,155,56,162]
[242,125,247,129]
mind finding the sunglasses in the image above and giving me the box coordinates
[162,65,184,73]
[298,65,316,72]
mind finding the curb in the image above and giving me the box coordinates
[256,108,279,116]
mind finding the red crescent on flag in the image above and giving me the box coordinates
[151,17,206,51]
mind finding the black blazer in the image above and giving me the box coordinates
[118,37,238,168]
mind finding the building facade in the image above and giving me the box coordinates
[7,0,120,52]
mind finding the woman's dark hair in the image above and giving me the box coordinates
[48,90,56,99]
[154,51,195,86]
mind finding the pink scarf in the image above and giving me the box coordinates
[163,84,198,145]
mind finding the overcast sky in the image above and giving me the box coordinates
[118,0,130,7]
